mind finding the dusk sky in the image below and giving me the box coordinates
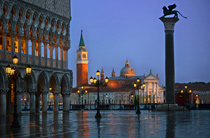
[69,0,210,87]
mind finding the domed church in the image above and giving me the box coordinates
[71,32,164,108]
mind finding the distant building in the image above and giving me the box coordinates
[175,83,210,106]
[70,33,164,106]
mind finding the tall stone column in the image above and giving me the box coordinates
[60,44,63,68]
[63,93,70,112]
[160,17,179,104]
[36,93,40,113]
[151,82,154,103]
[24,36,29,63]
[0,89,8,116]
[29,91,36,114]
[44,40,48,66]
[42,91,48,113]
[53,92,59,112]
[11,32,15,57]
[17,91,22,114]
[31,37,36,64]
[18,34,22,62]
[155,82,158,103]
[55,45,58,67]
[146,82,148,103]
[38,39,42,65]
[2,30,7,59]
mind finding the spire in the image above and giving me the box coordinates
[79,30,85,47]
[125,59,130,67]
[150,69,152,74]
[112,68,115,77]
[101,68,104,73]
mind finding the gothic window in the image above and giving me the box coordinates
[83,54,86,58]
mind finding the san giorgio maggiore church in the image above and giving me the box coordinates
[71,32,165,106]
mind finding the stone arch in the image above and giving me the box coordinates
[37,71,48,92]
[2,1,11,19]
[18,7,26,23]
[10,4,19,21]
[25,9,33,25]
[61,74,69,93]
[49,72,59,92]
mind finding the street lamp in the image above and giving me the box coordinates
[6,55,32,128]
[180,85,192,109]
[77,86,88,110]
[90,70,109,118]
[133,78,145,114]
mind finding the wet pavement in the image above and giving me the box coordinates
[0,110,210,138]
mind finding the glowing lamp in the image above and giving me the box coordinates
[137,78,140,83]
[189,90,192,93]
[131,94,134,98]
[12,55,18,65]
[10,68,15,75]
[105,77,109,83]
[181,90,183,93]
[49,87,52,91]
[185,85,187,89]
[133,83,137,88]
[50,93,53,98]
[106,94,108,98]
[77,90,80,93]
[85,90,87,93]
[90,77,93,83]
[93,78,97,84]
[96,70,100,77]
[6,64,11,74]
[26,65,32,75]
[142,83,145,88]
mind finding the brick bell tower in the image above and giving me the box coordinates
[76,30,89,87]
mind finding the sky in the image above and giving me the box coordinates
[68,0,210,87]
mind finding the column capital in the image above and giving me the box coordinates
[29,89,37,94]
[62,90,71,95]
[2,29,8,35]
[159,17,179,31]
[0,88,9,94]
[53,91,60,95]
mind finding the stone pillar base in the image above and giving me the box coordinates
[156,104,186,111]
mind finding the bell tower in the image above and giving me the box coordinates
[76,30,88,87]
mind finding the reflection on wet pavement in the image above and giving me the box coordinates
[0,110,210,138]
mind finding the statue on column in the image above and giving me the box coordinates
[161,4,187,18]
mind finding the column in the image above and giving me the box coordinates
[156,82,158,103]
[50,43,53,67]
[44,40,48,66]
[18,34,22,62]
[36,93,40,113]
[63,93,70,112]
[53,92,59,112]
[17,91,22,114]
[146,82,148,103]
[38,39,42,65]
[2,30,7,59]
[42,92,48,113]
[160,17,179,104]
[151,82,154,103]
[11,32,15,57]
[142,88,144,104]
[55,45,58,67]
[31,37,36,64]
[25,36,29,62]
[30,91,36,114]
[0,89,8,116]
[60,45,63,68]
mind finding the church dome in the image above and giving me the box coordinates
[120,60,135,78]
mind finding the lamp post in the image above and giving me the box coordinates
[6,55,32,128]
[133,78,145,115]
[77,86,87,110]
[180,85,192,109]
[90,70,109,118]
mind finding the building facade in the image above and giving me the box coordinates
[0,0,72,115]
[71,34,164,108]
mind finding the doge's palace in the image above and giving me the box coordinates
[0,0,72,115]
